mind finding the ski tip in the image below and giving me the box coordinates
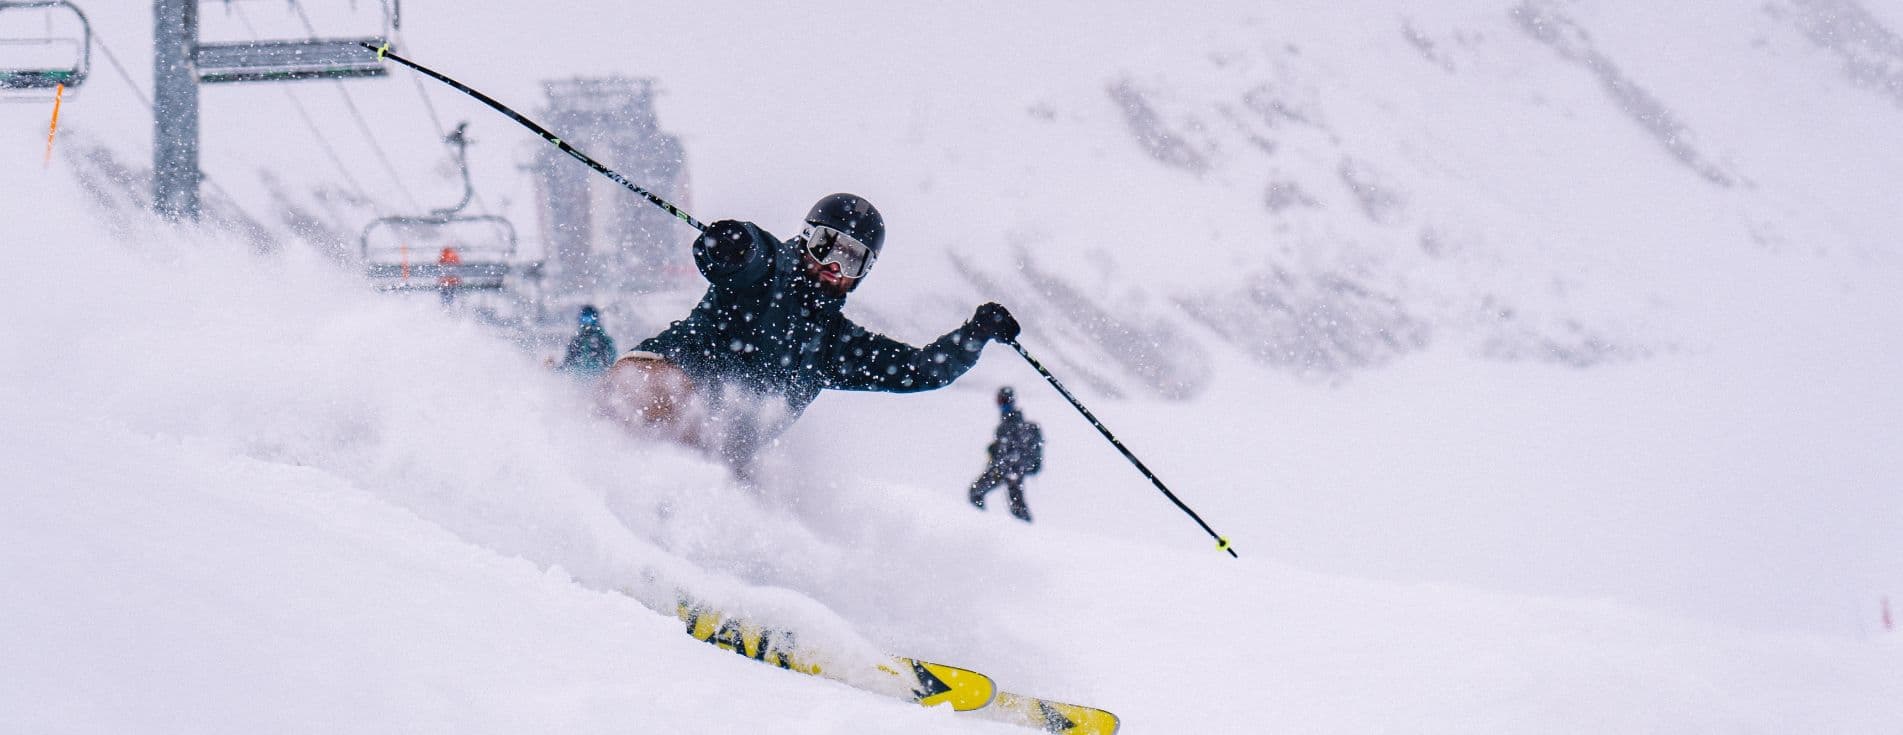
[899,658,996,712]
[992,691,1120,735]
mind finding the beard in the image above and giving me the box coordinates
[803,258,856,297]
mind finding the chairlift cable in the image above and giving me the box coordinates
[393,32,447,135]
[415,83,497,218]
[405,67,451,140]
[228,2,380,211]
[282,0,423,213]
[87,32,149,111]
[282,88,379,207]
[85,27,264,228]
[392,28,494,217]
[365,43,705,232]
[288,0,320,36]
[306,0,498,218]
[332,82,424,211]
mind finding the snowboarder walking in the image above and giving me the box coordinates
[598,193,1019,476]
[558,304,616,378]
[969,386,1043,523]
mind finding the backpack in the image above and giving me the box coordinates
[1019,421,1044,475]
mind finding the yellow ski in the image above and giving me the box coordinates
[675,597,995,711]
[883,658,996,711]
[986,691,1121,734]
[671,594,1118,730]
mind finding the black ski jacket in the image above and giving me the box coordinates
[987,409,1044,475]
[636,221,989,419]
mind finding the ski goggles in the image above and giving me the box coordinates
[800,224,877,279]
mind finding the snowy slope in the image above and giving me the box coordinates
[4,1,1903,732]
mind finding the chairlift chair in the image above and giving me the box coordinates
[0,1,91,94]
[361,122,519,292]
[195,0,397,84]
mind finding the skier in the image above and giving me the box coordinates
[968,386,1043,523]
[598,193,1019,476]
[557,304,616,378]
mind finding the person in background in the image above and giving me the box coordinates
[437,246,463,305]
[968,386,1043,523]
[558,304,616,378]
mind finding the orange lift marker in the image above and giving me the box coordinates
[44,83,66,168]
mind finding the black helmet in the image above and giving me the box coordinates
[996,386,1015,406]
[804,193,884,256]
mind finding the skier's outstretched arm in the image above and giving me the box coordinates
[692,219,776,289]
[827,303,1020,393]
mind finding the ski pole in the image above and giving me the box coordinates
[361,43,704,232]
[1004,339,1237,558]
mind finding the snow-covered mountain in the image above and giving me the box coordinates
[3,1,1900,732]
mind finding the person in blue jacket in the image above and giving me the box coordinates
[600,193,1019,476]
[557,304,617,378]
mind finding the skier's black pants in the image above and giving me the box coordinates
[968,465,1030,521]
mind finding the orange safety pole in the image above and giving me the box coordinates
[43,83,66,168]
[400,243,411,284]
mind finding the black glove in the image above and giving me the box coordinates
[967,302,1020,343]
[694,219,756,267]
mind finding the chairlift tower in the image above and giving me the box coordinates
[151,0,394,221]
[152,0,196,220]
[531,76,692,297]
